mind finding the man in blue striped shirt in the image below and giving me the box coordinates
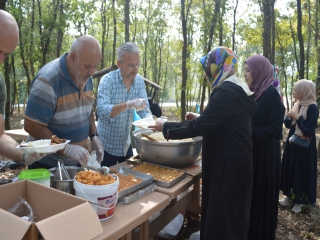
[24,35,104,168]
[97,42,150,167]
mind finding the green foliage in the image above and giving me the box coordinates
[1,0,319,108]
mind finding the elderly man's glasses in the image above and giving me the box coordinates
[120,61,141,69]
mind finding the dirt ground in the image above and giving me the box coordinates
[1,109,320,239]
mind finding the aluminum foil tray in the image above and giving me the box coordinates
[131,162,186,188]
[114,166,154,198]
[117,183,156,205]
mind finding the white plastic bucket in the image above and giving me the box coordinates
[73,175,119,220]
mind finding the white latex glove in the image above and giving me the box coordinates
[126,98,147,111]
[91,136,104,163]
[64,144,90,166]
[23,152,47,165]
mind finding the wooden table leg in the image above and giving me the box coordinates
[120,230,132,240]
[138,221,149,240]
[186,178,201,219]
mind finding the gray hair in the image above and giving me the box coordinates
[69,38,83,54]
[117,42,140,61]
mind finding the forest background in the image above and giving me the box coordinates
[0,0,319,129]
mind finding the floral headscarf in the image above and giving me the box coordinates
[200,46,238,89]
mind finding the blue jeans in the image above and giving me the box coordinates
[101,145,133,167]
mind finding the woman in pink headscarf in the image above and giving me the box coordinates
[243,55,283,240]
[279,80,318,213]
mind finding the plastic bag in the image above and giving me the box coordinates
[7,197,35,222]
[157,212,184,238]
[87,151,101,169]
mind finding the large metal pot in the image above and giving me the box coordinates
[48,166,83,195]
[132,129,202,168]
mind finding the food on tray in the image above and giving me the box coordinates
[116,173,143,192]
[51,135,66,145]
[132,163,184,182]
[141,132,193,142]
[75,170,116,185]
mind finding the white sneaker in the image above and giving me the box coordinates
[279,196,294,207]
[292,204,304,213]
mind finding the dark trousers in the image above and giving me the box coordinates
[101,145,133,167]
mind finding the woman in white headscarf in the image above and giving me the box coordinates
[279,79,318,213]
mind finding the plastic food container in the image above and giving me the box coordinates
[73,175,119,221]
[18,168,50,187]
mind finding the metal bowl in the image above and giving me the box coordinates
[132,129,202,168]
[48,166,83,195]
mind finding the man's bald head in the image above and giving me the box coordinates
[67,35,102,86]
[0,10,19,64]
[69,35,101,56]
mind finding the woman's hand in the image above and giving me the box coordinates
[185,112,200,121]
[148,121,164,132]
[288,111,299,120]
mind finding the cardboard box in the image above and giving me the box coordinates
[0,180,103,240]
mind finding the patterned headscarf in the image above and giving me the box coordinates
[245,55,274,100]
[200,46,238,89]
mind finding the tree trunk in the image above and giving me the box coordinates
[143,0,151,79]
[56,3,64,58]
[0,0,6,10]
[180,0,194,121]
[262,0,272,61]
[315,0,320,156]
[315,0,320,108]
[232,0,238,51]
[200,0,221,113]
[37,0,60,67]
[100,0,107,70]
[10,55,16,115]
[276,28,290,112]
[4,58,10,130]
[289,17,300,76]
[306,0,311,79]
[297,0,305,79]
[181,0,189,121]
[124,0,130,42]
[112,0,117,66]
[271,0,275,64]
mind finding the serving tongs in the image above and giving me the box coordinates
[56,160,71,180]
[84,165,117,175]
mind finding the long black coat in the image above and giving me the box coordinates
[280,104,318,205]
[162,80,256,240]
[247,86,283,240]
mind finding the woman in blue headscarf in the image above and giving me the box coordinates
[149,46,256,240]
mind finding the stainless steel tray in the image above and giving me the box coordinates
[131,162,186,188]
[114,166,154,198]
[117,183,156,204]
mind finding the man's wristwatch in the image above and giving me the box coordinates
[22,153,30,166]
[90,133,99,141]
